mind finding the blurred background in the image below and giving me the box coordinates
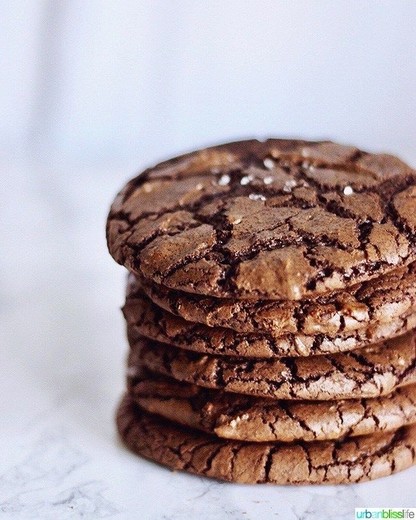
[1,1,416,516]
[2,0,416,164]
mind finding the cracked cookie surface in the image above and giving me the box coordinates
[117,394,416,484]
[134,262,416,337]
[107,139,416,300]
[129,372,416,442]
[128,331,416,400]
[124,281,416,357]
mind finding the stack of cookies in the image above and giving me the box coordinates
[107,139,416,484]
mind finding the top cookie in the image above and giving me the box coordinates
[107,139,416,300]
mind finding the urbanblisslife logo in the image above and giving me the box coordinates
[355,509,416,519]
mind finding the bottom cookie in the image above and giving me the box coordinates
[117,394,416,485]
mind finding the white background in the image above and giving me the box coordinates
[1,1,416,519]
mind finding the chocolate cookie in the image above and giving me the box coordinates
[134,262,416,337]
[124,284,416,358]
[107,139,416,300]
[130,372,416,442]
[129,332,416,400]
[117,394,416,484]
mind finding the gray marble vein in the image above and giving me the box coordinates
[0,481,119,519]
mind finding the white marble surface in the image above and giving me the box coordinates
[1,157,415,520]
